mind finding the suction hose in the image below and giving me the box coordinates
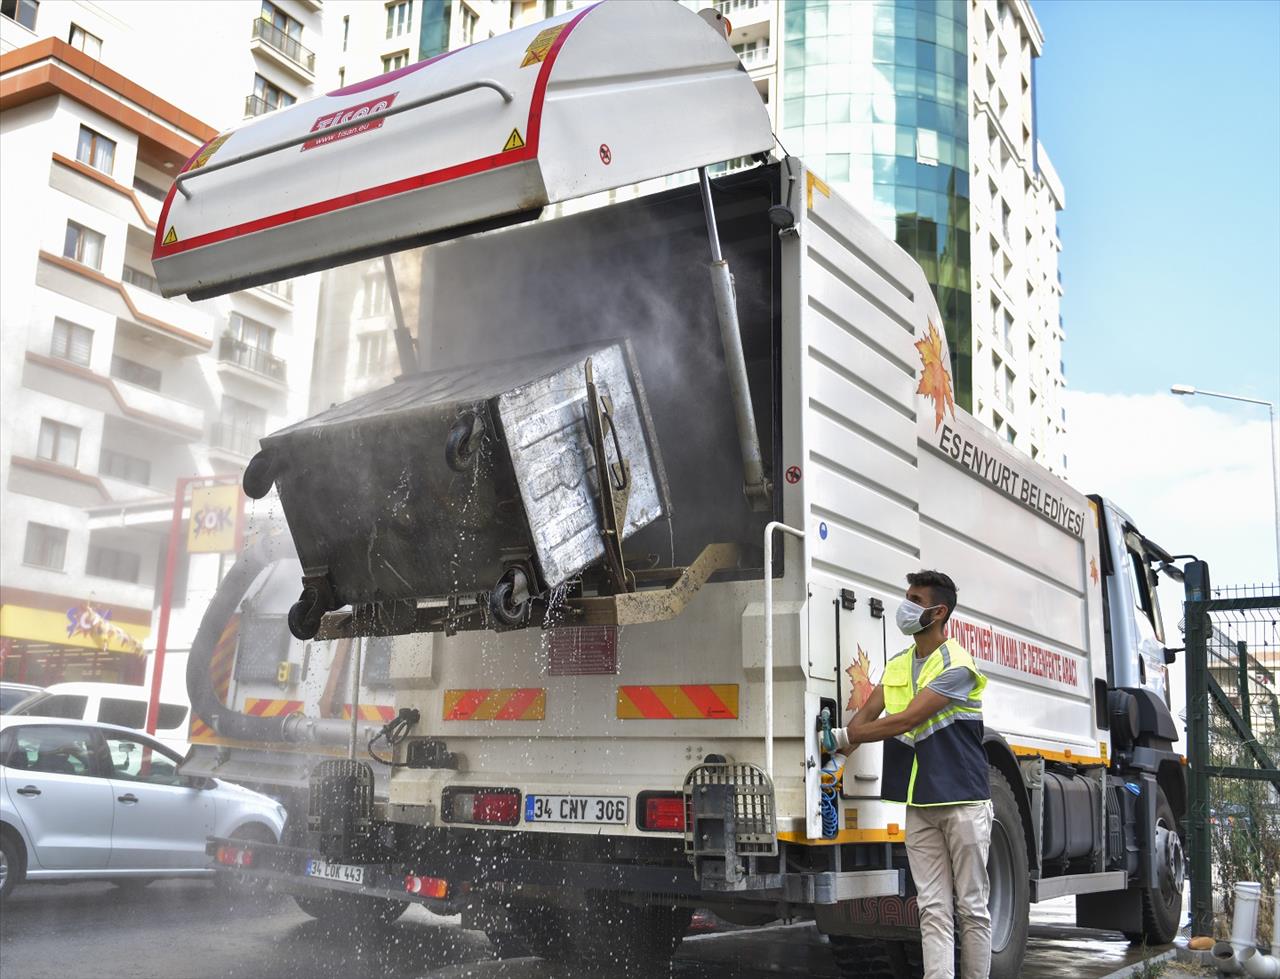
[186,532,377,746]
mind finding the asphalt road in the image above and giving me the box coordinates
[0,879,1165,979]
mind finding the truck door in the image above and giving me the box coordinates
[1122,530,1171,703]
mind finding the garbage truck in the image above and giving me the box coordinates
[156,3,1191,976]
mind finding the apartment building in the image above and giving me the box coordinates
[0,0,325,686]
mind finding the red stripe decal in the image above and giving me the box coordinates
[681,684,733,719]
[494,687,538,721]
[621,686,674,720]
[152,3,601,264]
[446,688,491,721]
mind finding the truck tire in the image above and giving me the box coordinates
[1123,786,1184,946]
[509,898,692,975]
[829,766,1029,979]
[292,891,409,927]
[986,765,1030,979]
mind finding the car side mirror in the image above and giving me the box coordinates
[1164,647,1181,665]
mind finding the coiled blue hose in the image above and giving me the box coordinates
[820,782,839,839]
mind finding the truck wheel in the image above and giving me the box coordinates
[987,765,1031,979]
[1123,786,1184,946]
[292,891,409,927]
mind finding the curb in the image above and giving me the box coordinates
[1095,949,1177,979]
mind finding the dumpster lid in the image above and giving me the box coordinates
[152,0,773,299]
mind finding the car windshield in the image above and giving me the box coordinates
[0,687,39,713]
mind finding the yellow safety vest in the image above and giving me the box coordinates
[881,638,989,806]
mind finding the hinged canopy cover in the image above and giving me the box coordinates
[152,0,772,299]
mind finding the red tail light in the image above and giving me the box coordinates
[638,792,685,832]
[215,845,254,867]
[404,874,449,899]
[441,787,521,826]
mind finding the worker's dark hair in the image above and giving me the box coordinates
[906,570,958,625]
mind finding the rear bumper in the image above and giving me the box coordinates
[207,836,903,909]
[206,837,457,913]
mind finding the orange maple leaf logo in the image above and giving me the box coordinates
[915,319,956,430]
[846,645,876,713]
[1090,557,1099,586]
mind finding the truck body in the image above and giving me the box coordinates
[158,5,1188,976]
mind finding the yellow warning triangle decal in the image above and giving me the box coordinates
[503,128,526,153]
[163,226,178,246]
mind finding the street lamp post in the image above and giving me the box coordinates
[1171,384,1280,582]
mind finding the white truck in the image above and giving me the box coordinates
[157,4,1190,976]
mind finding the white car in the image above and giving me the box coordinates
[6,681,191,755]
[0,716,286,899]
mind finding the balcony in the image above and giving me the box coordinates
[253,278,294,306]
[208,422,262,459]
[36,251,212,355]
[716,0,772,37]
[245,94,274,118]
[22,351,204,443]
[736,44,772,68]
[250,18,315,80]
[218,334,287,385]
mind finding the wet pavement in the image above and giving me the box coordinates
[0,879,1168,979]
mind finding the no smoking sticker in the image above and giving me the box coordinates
[785,465,802,484]
[598,143,612,165]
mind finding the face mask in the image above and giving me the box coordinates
[896,599,938,635]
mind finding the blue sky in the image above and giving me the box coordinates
[1034,0,1280,411]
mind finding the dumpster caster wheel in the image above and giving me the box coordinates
[288,591,327,640]
[242,449,278,499]
[490,568,531,627]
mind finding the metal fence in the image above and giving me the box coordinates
[1185,581,1280,936]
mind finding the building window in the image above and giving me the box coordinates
[51,318,93,366]
[76,125,115,174]
[38,418,80,468]
[260,0,302,40]
[1,0,38,31]
[122,265,160,294]
[110,355,162,391]
[386,0,413,39]
[382,50,410,72]
[87,545,141,583]
[23,523,67,571]
[342,14,349,50]
[252,74,296,114]
[362,275,388,318]
[460,5,478,45]
[68,23,101,57]
[357,332,387,376]
[99,447,151,486]
[228,312,274,352]
[63,220,104,269]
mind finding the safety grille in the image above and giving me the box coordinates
[307,759,376,860]
[683,762,778,890]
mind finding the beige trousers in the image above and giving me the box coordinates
[905,800,994,979]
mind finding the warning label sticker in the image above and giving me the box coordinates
[302,93,398,152]
[521,24,565,68]
[162,226,178,246]
[503,128,526,152]
[190,133,231,171]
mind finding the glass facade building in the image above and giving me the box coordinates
[780,0,973,409]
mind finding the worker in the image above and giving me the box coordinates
[831,570,991,979]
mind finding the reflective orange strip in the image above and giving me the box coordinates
[339,704,397,722]
[244,698,303,718]
[443,688,546,721]
[617,685,738,720]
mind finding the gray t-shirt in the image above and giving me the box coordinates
[911,653,976,704]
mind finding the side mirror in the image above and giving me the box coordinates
[1164,647,1181,665]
